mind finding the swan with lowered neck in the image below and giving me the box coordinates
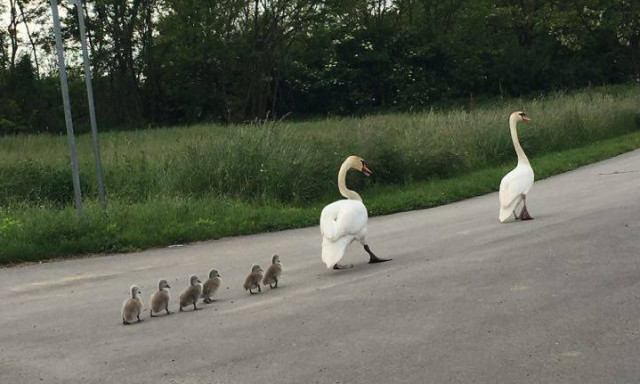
[499,111,534,222]
[320,155,391,269]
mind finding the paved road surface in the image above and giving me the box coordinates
[1,150,639,384]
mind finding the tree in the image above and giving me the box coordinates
[0,1,8,69]
[0,0,638,133]
[564,0,640,82]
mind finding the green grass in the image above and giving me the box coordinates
[1,84,638,206]
[366,130,640,215]
[0,84,639,264]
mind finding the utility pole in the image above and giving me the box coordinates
[50,0,83,215]
[72,0,107,210]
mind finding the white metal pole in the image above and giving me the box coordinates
[73,0,107,210]
[50,0,83,214]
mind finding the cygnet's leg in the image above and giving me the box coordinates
[165,305,171,315]
[150,310,155,318]
[192,301,200,311]
[257,284,262,293]
[137,315,142,322]
[333,263,353,270]
[122,318,130,325]
[363,244,391,263]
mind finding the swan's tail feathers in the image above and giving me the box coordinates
[320,214,339,241]
[322,236,352,269]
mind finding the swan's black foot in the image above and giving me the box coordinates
[368,255,392,264]
[333,263,354,270]
[364,245,391,264]
[519,205,534,220]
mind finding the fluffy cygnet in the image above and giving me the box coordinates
[179,275,202,312]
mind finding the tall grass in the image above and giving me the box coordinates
[0,84,638,263]
[1,84,638,206]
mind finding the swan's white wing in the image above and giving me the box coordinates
[320,200,367,240]
[500,165,534,207]
[499,164,534,221]
[322,234,354,268]
[320,201,340,240]
[320,200,368,268]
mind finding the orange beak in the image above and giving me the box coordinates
[362,163,373,176]
[523,116,531,122]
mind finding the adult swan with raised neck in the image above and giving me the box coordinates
[499,111,534,222]
[320,155,391,269]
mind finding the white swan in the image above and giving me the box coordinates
[499,111,534,222]
[320,155,390,269]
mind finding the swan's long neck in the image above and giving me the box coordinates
[509,116,529,166]
[338,161,362,201]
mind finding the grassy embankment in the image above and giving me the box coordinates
[0,85,638,264]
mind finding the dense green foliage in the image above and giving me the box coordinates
[0,85,638,263]
[1,0,639,132]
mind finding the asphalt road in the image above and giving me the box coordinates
[1,150,639,384]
